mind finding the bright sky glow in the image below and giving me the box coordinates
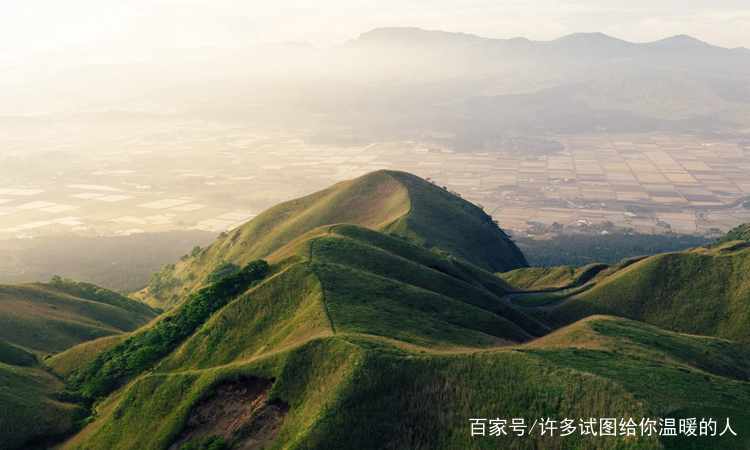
[1,1,749,65]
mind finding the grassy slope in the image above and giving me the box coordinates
[135,170,412,309]
[500,263,609,290]
[545,243,750,346]
[157,225,544,373]
[22,180,750,449]
[47,335,125,381]
[156,263,332,371]
[313,227,546,339]
[0,363,78,450]
[0,283,156,450]
[0,283,156,354]
[137,170,527,310]
[711,222,750,247]
[0,338,37,367]
[46,221,537,387]
[64,314,750,450]
[60,227,750,449]
[331,224,522,297]
[527,315,750,381]
[52,223,541,449]
[384,171,528,272]
[524,316,750,450]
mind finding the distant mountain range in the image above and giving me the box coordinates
[6,27,750,143]
[344,27,750,63]
[156,27,750,142]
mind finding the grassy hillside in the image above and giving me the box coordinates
[712,222,750,247]
[60,315,750,449]
[46,218,549,449]
[500,263,608,290]
[56,223,750,449]
[0,281,157,355]
[524,316,750,450]
[5,171,750,450]
[544,243,750,346]
[47,335,124,380]
[527,315,750,381]
[383,171,528,272]
[149,225,543,374]
[63,261,269,402]
[0,338,37,367]
[0,280,157,450]
[0,363,79,450]
[136,170,527,309]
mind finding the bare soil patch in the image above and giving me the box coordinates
[168,377,289,450]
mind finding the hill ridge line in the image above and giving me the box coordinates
[307,231,337,334]
[384,170,414,216]
[320,227,502,299]
[383,170,422,240]
[314,257,519,342]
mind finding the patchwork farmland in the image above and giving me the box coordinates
[1,120,748,237]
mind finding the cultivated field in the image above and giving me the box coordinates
[1,120,748,237]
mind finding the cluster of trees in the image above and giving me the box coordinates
[711,223,750,247]
[180,245,202,262]
[205,262,240,283]
[50,276,145,312]
[149,246,207,300]
[147,263,177,299]
[62,260,269,404]
[515,233,713,267]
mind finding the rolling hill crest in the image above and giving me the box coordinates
[43,170,550,449]
[8,170,750,449]
[138,170,528,310]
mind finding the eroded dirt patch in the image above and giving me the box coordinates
[169,377,289,450]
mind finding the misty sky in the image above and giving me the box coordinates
[2,0,750,65]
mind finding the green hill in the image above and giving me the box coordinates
[136,170,527,309]
[711,222,750,247]
[3,171,750,449]
[0,363,79,450]
[0,280,156,450]
[0,279,157,355]
[0,338,37,367]
[153,224,544,376]
[59,314,749,450]
[543,242,750,346]
[381,171,527,273]
[58,225,542,402]
[499,262,609,290]
[46,335,125,380]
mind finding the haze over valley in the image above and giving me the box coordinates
[2,28,750,243]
